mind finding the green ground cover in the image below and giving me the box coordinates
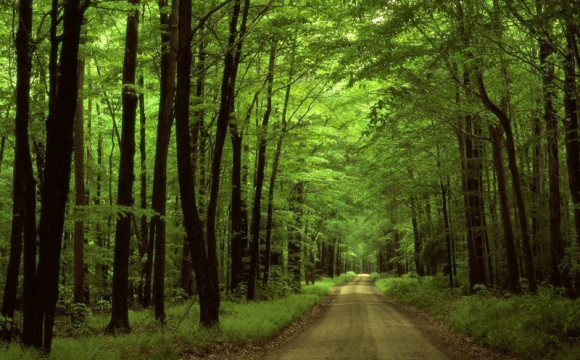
[373,274,580,360]
[1,272,355,360]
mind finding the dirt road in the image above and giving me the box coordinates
[265,274,450,360]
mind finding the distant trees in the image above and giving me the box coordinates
[348,0,580,296]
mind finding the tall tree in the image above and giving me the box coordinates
[31,0,89,350]
[107,0,140,333]
[2,0,37,343]
[73,23,87,310]
[150,0,178,323]
[247,40,277,300]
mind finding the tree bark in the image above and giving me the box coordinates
[288,182,304,290]
[107,0,140,333]
[561,21,580,292]
[409,192,425,277]
[32,0,88,350]
[137,74,148,305]
[477,73,537,293]
[247,40,277,300]
[151,0,178,323]
[73,29,87,309]
[490,126,521,293]
[3,0,36,343]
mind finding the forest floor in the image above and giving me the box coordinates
[210,275,523,360]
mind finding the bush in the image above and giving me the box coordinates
[1,274,355,360]
[375,275,580,360]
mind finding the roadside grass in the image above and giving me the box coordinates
[1,272,356,360]
[372,274,580,360]
[301,271,357,297]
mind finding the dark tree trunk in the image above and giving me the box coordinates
[477,74,537,293]
[536,28,571,292]
[32,0,87,350]
[328,241,335,278]
[264,42,296,286]
[3,0,36,343]
[409,193,425,276]
[107,0,140,333]
[175,0,245,328]
[561,22,580,292]
[490,126,521,293]
[288,182,304,290]
[229,120,247,293]
[455,0,489,292]
[228,0,253,294]
[73,33,87,309]
[437,153,453,287]
[137,74,148,305]
[151,0,178,323]
[247,41,277,300]
[179,238,193,297]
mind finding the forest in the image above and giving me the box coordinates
[0,0,579,359]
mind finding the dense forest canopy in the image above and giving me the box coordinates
[0,0,579,356]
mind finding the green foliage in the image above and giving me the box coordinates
[0,315,13,333]
[301,271,356,296]
[375,276,580,360]
[0,274,351,360]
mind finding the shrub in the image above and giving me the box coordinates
[375,275,580,360]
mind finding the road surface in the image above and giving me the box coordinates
[265,274,450,360]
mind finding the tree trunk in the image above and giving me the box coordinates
[561,21,580,292]
[151,0,178,324]
[228,0,253,294]
[73,31,87,310]
[247,40,277,300]
[3,0,36,343]
[32,0,87,350]
[289,182,304,290]
[409,193,425,276]
[477,73,537,293]
[137,74,148,305]
[175,0,246,328]
[490,126,521,293]
[437,145,453,287]
[107,0,140,333]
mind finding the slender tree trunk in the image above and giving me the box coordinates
[535,23,571,292]
[490,126,521,293]
[137,74,148,305]
[409,192,425,276]
[151,0,178,323]
[3,0,36,343]
[247,40,277,300]
[73,30,87,310]
[175,0,247,328]
[561,21,580,292]
[32,0,87,350]
[289,182,304,290]
[107,0,140,333]
[477,74,537,293]
[436,145,453,287]
[228,0,253,294]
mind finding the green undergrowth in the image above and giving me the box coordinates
[301,271,357,297]
[0,272,356,360]
[373,274,580,360]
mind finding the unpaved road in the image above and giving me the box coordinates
[265,274,450,360]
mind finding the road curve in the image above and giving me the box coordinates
[265,274,450,360]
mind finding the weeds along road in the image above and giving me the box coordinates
[265,274,450,360]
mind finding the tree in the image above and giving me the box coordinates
[107,0,140,333]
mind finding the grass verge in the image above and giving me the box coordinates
[1,272,356,360]
[372,273,580,360]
